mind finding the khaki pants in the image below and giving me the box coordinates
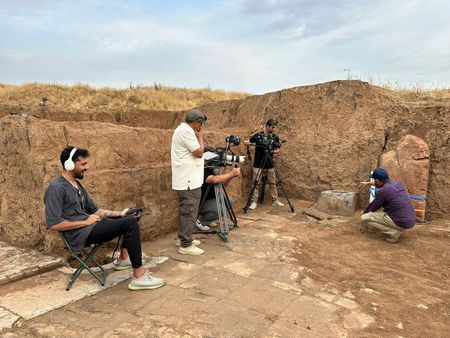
[177,188,201,248]
[361,211,404,237]
[252,167,278,202]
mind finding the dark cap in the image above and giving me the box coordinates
[371,168,389,180]
[185,109,208,124]
[265,118,278,126]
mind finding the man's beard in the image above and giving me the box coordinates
[74,171,85,179]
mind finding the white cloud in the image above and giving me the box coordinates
[1,0,450,92]
[89,19,199,53]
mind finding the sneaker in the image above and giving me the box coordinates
[249,201,257,210]
[196,219,210,231]
[386,232,402,244]
[176,239,201,247]
[113,256,132,271]
[128,272,166,291]
[272,200,285,207]
[178,244,204,255]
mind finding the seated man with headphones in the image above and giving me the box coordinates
[43,146,166,291]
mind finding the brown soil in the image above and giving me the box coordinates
[283,215,450,337]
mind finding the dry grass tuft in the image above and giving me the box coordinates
[345,72,450,105]
[0,82,249,112]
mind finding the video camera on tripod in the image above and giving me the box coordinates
[205,135,246,168]
[252,133,282,153]
[198,135,244,242]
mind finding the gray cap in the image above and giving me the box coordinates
[185,109,208,124]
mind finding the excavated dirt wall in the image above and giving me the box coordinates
[0,116,245,251]
[197,81,450,218]
[1,105,184,130]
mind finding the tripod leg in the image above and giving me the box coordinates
[194,184,215,234]
[243,152,271,213]
[259,170,267,204]
[215,184,229,242]
[223,186,238,228]
[269,158,296,213]
[243,166,264,213]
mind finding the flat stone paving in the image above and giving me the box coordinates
[0,201,374,337]
[0,241,64,287]
[0,250,167,331]
[1,201,448,337]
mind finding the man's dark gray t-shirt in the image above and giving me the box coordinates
[44,175,98,251]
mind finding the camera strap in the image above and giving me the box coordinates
[246,145,252,161]
[112,235,122,266]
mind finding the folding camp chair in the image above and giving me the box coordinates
[60,233,106,291]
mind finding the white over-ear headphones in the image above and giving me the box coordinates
[64,147,77,171]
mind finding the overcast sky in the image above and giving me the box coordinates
[1,0,449,94]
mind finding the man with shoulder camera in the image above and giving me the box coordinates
[44,146,166,291]
[171,109,207,255]
[196,164,241,231]
[244,118,284,210]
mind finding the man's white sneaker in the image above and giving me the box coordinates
[272,200,285,207]
[176,239,201,247]
[178,244,204,255]
[196,219,210,231]
[128,272,166,291]
[113,256,132,271]
[249,202,257,210]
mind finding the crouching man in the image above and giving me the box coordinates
[196,165,241,230]
[44,146,166,290]
[360,168,416,243]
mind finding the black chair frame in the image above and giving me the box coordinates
[60,233,106,291]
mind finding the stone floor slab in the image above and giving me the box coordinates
[226,277,297,316]
[0,241,64,286]
[203,250,269,278]
[0,307,21,331]
[276,295,346,337]
[137,286,220,318]
[196,299,273,336]
[179,267,248,298]
[0,256,167,321]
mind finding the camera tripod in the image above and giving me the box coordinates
[195,179,238,242]
[243,145,295,214]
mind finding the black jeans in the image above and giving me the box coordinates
[85,217,142,268]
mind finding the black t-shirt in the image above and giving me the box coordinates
[250,132,281,169]
[43,175,98,252]
[201,167,216,201]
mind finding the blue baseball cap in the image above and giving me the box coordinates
[371,168,389,180]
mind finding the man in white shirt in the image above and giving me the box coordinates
[171,109,207,255]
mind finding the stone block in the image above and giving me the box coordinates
[380,135,430,222]
[303,207,331,220]
[316,190,358,216]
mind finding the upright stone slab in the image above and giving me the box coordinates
[380,135,430,222]
[316,190,359,216]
